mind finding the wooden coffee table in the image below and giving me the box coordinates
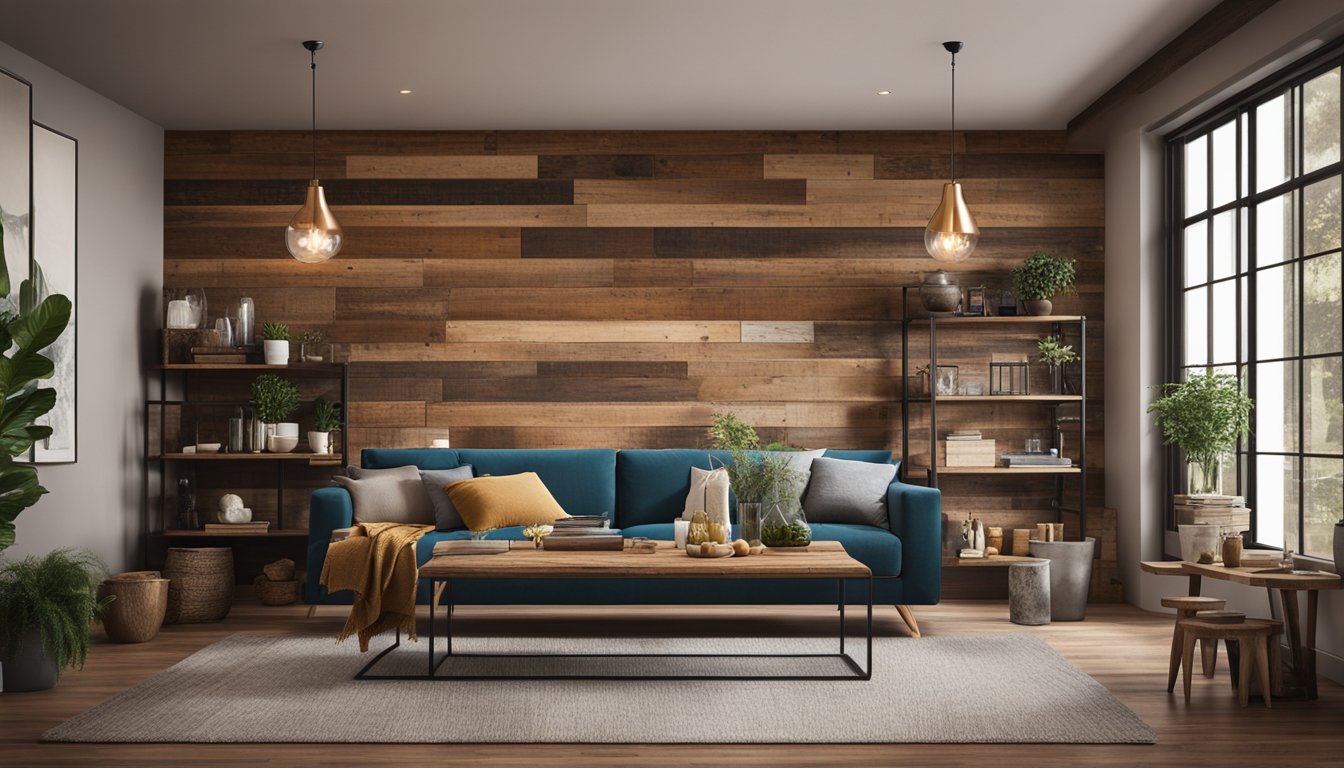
[356,540,874,681]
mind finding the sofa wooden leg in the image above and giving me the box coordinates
[306,604,317,619]
[895,605,921,638]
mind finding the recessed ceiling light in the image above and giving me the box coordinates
[398,89,412,95]
[877,90,891,96]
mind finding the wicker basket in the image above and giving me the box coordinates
[164,547,234,623]
[253,576,301,606]
[262,558,296,582]
[98,573,170,643]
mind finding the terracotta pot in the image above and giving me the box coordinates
[1022,299,1053,316]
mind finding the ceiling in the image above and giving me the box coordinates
[0,0,1222,131]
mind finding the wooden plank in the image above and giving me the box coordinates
[348,361,539,379]
[164,153,348,180]
[442,377,699,402]
[446,426,707,449]
[166,179,571,206]
[425,401,892,428]
[694,259,905,288]
[328,319,446,344]
[346,155,538,179]
[443,287,897,321]
[573,179,806,205]
[653,226,1102,260]
[164,259,423,288]
[348,377,445,403]
[764,154,874,180]
[653,154,766,179]
[696,376,892,402]
[496,131,841,155]
[165,205,587,228]
[740,321,815,343]
[520,228,655,259]
[164,227,521,260]
[349,401,428,428]
[684,359,897,378]
[441,320,741,343]
[586,202,1101,228]
[586,204,841,228]
[228,131,497,155]
[345,341,824,363]
[536,361,689,378]
[804,179,1103,206]
[423,259,614,288]
[874,153,1104,180]
[614,258,693,287]
[181,287,337,325]
[538,155,656,179]
[332,288,450,320]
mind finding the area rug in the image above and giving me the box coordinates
[44,633,1155,744]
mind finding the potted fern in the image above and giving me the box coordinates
[0,550,110,692]
[1012,252,1077,315]
[1147,370,1253,495]
[308,397,341,455]
[261,321,291,365]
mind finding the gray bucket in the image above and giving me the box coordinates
[1028,537,1097,621]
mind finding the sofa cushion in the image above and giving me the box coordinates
[681,466,731,520]
[767,448,827,497]
[445,472,570,530]
[332,465,434,524]
[802,457,896,528]
[456,449,616,521]
[362,447,460,471]
[421,465,475,531]
[617,449,735,527]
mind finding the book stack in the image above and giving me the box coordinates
[999,452,1072,468]
[946,430,982,441]
[543,515,623,550]
[553,514,611,529]
[203,521,270,534]
[433,539,511,556]
[1173,495,1250,530]
[943,431,995,467]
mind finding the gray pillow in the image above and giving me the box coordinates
[801,457,896,529]
[332,464,434,524]
[421,465,475,531]
[766,449,827,498]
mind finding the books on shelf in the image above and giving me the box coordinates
[945,430,983,441]
[1173,494,1250,529]
[999,453,1072,467]
[203,521,270,533]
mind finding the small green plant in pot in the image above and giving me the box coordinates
[250,374,301,452]
[707,412,807,547]
[1147,370,1253,495]
[1037,335,1079,394]
[261,321,291,365]
[1012,252,1077,315]
[308,397,341,455]
[0,549,111,692]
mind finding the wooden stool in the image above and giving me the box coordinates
[1179,618,1282,708]
[1162,596,1227,692]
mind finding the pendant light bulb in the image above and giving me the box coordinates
[925,40,978,263]
[287,40,342,263]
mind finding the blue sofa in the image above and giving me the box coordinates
[306,448,941,624]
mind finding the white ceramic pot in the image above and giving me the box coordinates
[262,339,290,365]
[275,422,300,438]
[308,431,330,454]
[266,435,299,453]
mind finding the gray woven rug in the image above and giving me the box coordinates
[45,633,1154,744]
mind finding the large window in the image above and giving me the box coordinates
[1168,43,1342,559]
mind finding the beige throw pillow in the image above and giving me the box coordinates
[332,464,434,524]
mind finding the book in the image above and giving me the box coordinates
[958,548,985,559]
[432,540,511,556]
[1000,453,1072,467]
[1173,495,1245,506]
[553,514,611,529]
[204,521,270,532]
[547,527,623,537]
[542,535,625,551]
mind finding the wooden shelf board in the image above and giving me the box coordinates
[159,529,308,538]
[907,315,1084,325]
[942,555,1043,567]
[909,395,1084,403]
[155,453,343,465]
[915,465,1082,475]
[160,363,344,373]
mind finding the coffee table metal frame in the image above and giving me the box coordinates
[355,561,874,682]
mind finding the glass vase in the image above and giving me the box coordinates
[761,500,811,548]
[1187,456,1224,495]
[738,502,762,546]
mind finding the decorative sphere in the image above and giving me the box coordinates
[219,494,244,512]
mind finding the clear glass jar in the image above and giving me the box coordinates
[687,509,710,546]
[761,500,811,548]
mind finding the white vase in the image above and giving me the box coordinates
[308,431,330,454]
[263,339,290,365]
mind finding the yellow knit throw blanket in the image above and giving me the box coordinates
[320,522,433,651]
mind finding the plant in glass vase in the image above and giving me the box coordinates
[1036,335,1079,394]
[707,412,805,546]
[1147,370,1253,495]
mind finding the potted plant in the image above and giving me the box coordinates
[0,549,110,692]
[299,328,328,363]
[309,397,341,455]
[707,412,804,547]
[261,322,291,365]
[1147,370,1253,496]
[250,374,301,452]
[1036,335,1079,394]
[1012,252,1077,315]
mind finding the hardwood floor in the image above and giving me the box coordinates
[1,598,1339,767]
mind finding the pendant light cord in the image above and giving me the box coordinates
[310,47,317,181]
[949,48,956,182]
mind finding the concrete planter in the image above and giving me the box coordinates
[0,630,60,692]
[1028,537,1096,621]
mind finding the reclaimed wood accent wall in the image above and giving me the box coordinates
[164,130,1109,587]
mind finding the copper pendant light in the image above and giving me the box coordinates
[924,41,978,263]
[286,40,343,263]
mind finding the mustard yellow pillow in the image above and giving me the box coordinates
[444,472,569,530]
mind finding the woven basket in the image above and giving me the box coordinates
[98,573,170,643]
[262,558,296,582]
[164,547,234,623]
[253,576,301,606]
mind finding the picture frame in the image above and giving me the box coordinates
[965,286,986,316]
[31,123,77,463]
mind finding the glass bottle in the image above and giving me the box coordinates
[176,476,198,530]
[687,510,710,547]
[761,500,811,548]
[236,297,255,346]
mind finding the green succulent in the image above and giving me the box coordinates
[261,322,291,342]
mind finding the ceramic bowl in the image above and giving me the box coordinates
[195,442,222,453]
[266,435,299,453]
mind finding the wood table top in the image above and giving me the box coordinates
[421,540,871,580]
[1141,560,1342,590]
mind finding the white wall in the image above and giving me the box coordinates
[0,42,163,573]
[1080,0,1344,683]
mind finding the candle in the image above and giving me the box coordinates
[673,519,690,549]
[166,300,193,329]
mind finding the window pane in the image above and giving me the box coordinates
[1254,454,1293,548]
[1305,356,1342,455]
[1255,360,1298,453]
[1255,262,1296,360]
[1184,287,1207,365]
[1212,121,1237,208]
[1211,280,1237,364]
[1186,135,1208,215]
[1304,251,1342,355]
[1303,458,1342,559]
[1303,67,1340,174]
[1303,175,1341,256]
[1255,191,1294,267]
[1256,93,1292,192]
[1184,221,1207,287]
[1212,210,1236,280]
[1240,113,1250,198]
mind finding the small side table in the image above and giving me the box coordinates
[1009,560,1051,626]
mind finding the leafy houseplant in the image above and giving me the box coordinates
[1037,336,1079,394]
[250,375,301,452]
[0,234,73,553]
[261,322,291,365]
[1012,252,1077,315]
[707,412,806,547]
[0,549,110,691]
[309,397,341,454]
[1147,371,1253,495]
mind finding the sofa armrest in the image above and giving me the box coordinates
[306,486,354,603]
[887,478,942,605]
